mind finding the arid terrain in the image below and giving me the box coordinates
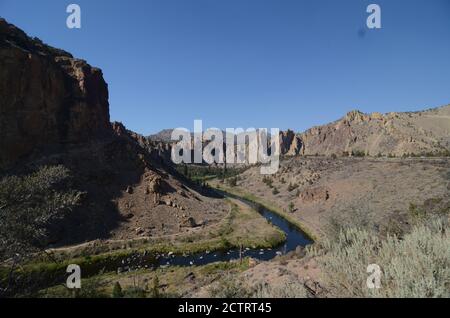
[297,106,450,157]
[0,18,448,298]
[213,157,450,238]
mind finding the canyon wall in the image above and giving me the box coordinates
[0,18,110,169]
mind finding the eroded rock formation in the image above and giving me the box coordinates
[298,107,450,157]
[0,18,110,169]
[0,19,229,244]
[279,130,302,156]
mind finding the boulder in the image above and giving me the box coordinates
[125,213,134,220]
[181,217,197,228]
[148,176,162,194]
[135,227,144,235]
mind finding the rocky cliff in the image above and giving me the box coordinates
[0,18,110,169]
[149,103,450,158]
[0,19,229,245]
[279,130,302,156]
[298,106,450,156]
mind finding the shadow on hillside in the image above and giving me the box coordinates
[157,160,225,199]
[37,136,155,247]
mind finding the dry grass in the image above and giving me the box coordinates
[253,280,308,298]
[308,219,449,298]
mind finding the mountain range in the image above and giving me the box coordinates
[149,106,450,158]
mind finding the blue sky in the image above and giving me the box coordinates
[1,0,450,135]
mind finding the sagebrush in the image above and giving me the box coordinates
[310,219,449,298]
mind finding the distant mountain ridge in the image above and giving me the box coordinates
[149,105,450,157]
[298,105,450,156]
[148,129,178,143]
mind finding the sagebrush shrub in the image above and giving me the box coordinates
[207,275,251,298]
[254,280,308,298]
[313,219,449,298]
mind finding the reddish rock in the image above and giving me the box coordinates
[279,130,303,156]
[0,18,110,169]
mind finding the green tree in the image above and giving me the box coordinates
[0,166,82,296]
[288,202,295,213]
[151,276,160,298]
[228,177,237,187]
[0,165,82,260]
[112,282,124,298]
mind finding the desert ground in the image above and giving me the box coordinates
[213,157,450,238]
[20,156,448,298]
[1,18,448,298]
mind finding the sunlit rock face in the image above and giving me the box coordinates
[298,107,450,157]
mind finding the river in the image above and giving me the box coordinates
[119,194,313,271]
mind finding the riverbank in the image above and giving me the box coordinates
[36,260,252,298]
[43,198,286,260]
[211,183,318,242]
[1,198,286,296]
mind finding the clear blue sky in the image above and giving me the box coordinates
[1,0,450,135]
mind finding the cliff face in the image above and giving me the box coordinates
[279,130,302,156]
[298,106,450,156]
[0,18,110,169]
[0,19,230,246]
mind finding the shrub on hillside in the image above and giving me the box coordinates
[351,150,366,157]
[287,183,299,192]
[325,207,376,241]
[112,282,124,298]
[310,220,449,298]
[262,176,273,188]
[207,275,251,298]
[288,202,295,213]
[227,177,237,187]
[0,165,82,260]
[254,280,308,298]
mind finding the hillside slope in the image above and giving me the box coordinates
[0,18,227,246]
[298,106,450,157]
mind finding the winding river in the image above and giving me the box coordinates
[119,194,313,271]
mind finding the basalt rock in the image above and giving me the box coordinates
[148,176,163,194]
[0,19,229,246]
[279,130,303,156]
[299,106,450,157]
[181,217,198,228]
[0,18,110,169]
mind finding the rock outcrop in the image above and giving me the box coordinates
[298,106,450,157]
[0,18,110,169]
[0,19,229,244]
[149,128,304,160]
[148,103,450,159]
[279,130,302,156]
